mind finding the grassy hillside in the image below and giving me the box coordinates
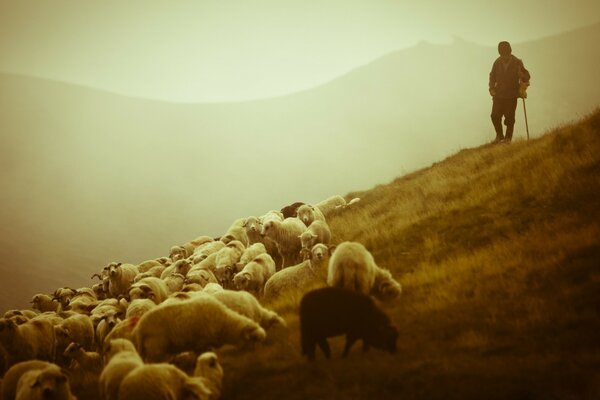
[218,109,600,399]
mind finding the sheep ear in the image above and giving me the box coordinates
[328,244,337,254]
[241,219,247,227]
[311,233,318,239]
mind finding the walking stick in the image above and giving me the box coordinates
[522,97,530,140]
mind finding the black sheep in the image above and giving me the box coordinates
[299,287,398,360]
[280,201,305,219]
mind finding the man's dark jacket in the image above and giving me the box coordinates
[489,55,530,99]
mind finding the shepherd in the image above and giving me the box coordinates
[489,41,531,143]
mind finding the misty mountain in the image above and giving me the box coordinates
[1,23,599,310]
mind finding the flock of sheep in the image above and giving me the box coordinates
[0,194,402,399]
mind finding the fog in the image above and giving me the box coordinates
[0,4,599,310]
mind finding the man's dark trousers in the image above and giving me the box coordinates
[491,97,518,141]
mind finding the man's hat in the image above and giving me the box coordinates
[498,41,512,56]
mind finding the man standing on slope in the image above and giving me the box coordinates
[489,41,531,143]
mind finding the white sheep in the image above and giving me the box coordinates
[136,259,163,273]
[65,287,97,314]
[242,216,263,244]
[264,243,330,301]
[193,352,224,400]
[238,242,267,267]
[202,283,224,294]
[30,294,59,313]
[371,268,402,301]
[125,298,157,319]
[296,204,326,226]
[99,339,143,400]
[163,272,186,294]
[160,259,192,280]
[210,289,285,329]
[129,276,169,304]
[192,241,225,262]
[214,240,246,288]
[327,241,378,296]
[220,218,249,247]
[299,220,331,256]
[133,294,266,363]
[15,363,76,400]
[185,266,218,288]
[315,194,347,216]
[232,253,276,297]
[63,342,102,400]
[1,360,55,400]
[63,342,102,372]
[118,363,212,400]
[54,313,95,361]
[0,318,55,367]
[52,287,77,309]
[133,265,166,282]
[108,263,139,298]
[260,217,306,268]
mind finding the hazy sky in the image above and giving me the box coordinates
[1,0,599,102]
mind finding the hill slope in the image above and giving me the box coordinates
[221,109,600,399]
[1,23,599,310]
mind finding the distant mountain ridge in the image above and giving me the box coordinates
[0,23,599,310]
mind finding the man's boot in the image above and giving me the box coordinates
[505,124,514,143]
[493,120,504,143]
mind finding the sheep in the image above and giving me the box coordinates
[0,318,55,367]
[261,217,306,268]
[53,287,77,309]
[299,287,398,360]
[299,220,331,256]
[54,314,95,361]
[4,309,37,321]
[133,294,266,363]
[296,204,326,226]
[63,343,102,400]
[160,259,192,280]
[30,294,59,313]
[210,289,285,329]
[91,283,107,301]
[185,266,218,288]
[220,218,249,247]
[315,194,347,216]
[133,264,167,282]
[128,277,169,305]
[264,243,331,301]
[371,268,402,301]
[66,287,97,314]
[63,342,102,372]
[242,216,283,268]
[118,363,212,400]
[1,360,54,400]
[232,253,276,297]
[202,283,224,294]
[192,251,219,273]
[15,363,77,400]
[101,318,139,354]
[94,311,122,349]
[214,240,245,288]
[193,352,224,400]
[280,201,305,219]
[242,216,263,244]
[327,241,378,296]
[192,241,225,262]
[99,338,143,400]
[169,245,192,262]
[126,298,157,319]
[108,263,139,298]
[188,235,215,247]
[163,272,186,294]
[238,242,267,267]
[136,259,163,273]
[327,241,400,301]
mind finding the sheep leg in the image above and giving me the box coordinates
[301,336,317,361]
[342,335,359,357]
[317,338,331,359]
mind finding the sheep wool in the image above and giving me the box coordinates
[327,241,378,296]
[133,294,266,363]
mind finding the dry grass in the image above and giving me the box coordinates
[219,109,600,399]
